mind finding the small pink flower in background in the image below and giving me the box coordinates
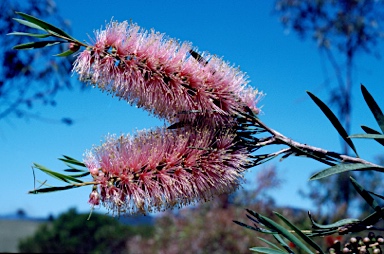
[73,21,262,124]
[84,125,250,215]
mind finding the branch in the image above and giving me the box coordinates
[251,116,380,168]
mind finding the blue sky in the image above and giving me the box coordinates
[1,0,384,218]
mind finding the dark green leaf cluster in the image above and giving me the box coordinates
[246,85,384,180]
[10,12,84,56]
[234,209,324,254]
[235,85,384,253]
[310,85,384,180]
[18,208,154,253]
[30,155,91,194]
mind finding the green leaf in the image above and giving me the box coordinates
[310,163,384,180]
[307,211,361,236]
[361,125,384,146]
[33,163,70,183]
[54,49,76,57]
[350,177,382,218]
[275,212,324,254]
[233,220,274,234]
[250,154,280,167]
[15,12,75,40]
[233,220,259,232]
[361,84,384,133]
[308,211,360,230]
[249,247,289,254]
[13,41,61,50]
[273,234,294,253]
[349,134,384,139]
[69,172,90,178]
[33,163,83,183]
[63,163,85,171]
[64,168,87,173]
[257,237,283,251]
[29,185,80,194]
[59,155,86,167]
[307,91,358,156]
[368,191,384,201]
[360,207,384,227]
[255,213,313,254]
[7,31,51,38]
[361,125,381,134]
[13,18,46,31]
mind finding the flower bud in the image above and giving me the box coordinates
[68,42,80,53]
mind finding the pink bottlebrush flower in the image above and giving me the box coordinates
[73,21,262,124]
[84,125,249,215]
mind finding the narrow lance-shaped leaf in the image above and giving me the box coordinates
[257,237,284,251]
[310,163,384,181]
[246,213,261,225]
[250,153,280,167]
[15,12,75,40]
[361,84,384,133]
[33,163,70,183]
[350,177,383,220]
[360,125,384,146]
[349,134,384,139]
[273,234,294,254]
[307,91,358,156]
[274,212,324,254]
[54,49,77,57]
[7,31,51,38]
[360,207,384,228]
[249,247,289,254]
[308,211,360,230]
[13,41,61,50]
[368,191,384,201]
[233,220,275,234]
[68,172,90,178]
[62,155,85,162]
[13,18,46,31]
[254,212,314,254]
[250,235,294,253]
[29,185,80,194]
[64,168,86,173]
[233,221,262,232]
[63,163,86,171]
[33,163,83,183]
[59,155,86,167]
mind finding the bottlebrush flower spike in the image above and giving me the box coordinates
[11,13,262,215]
[84,124,250,215]
[73,21,262,123]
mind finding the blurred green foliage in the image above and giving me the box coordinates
[18,208,154,253]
